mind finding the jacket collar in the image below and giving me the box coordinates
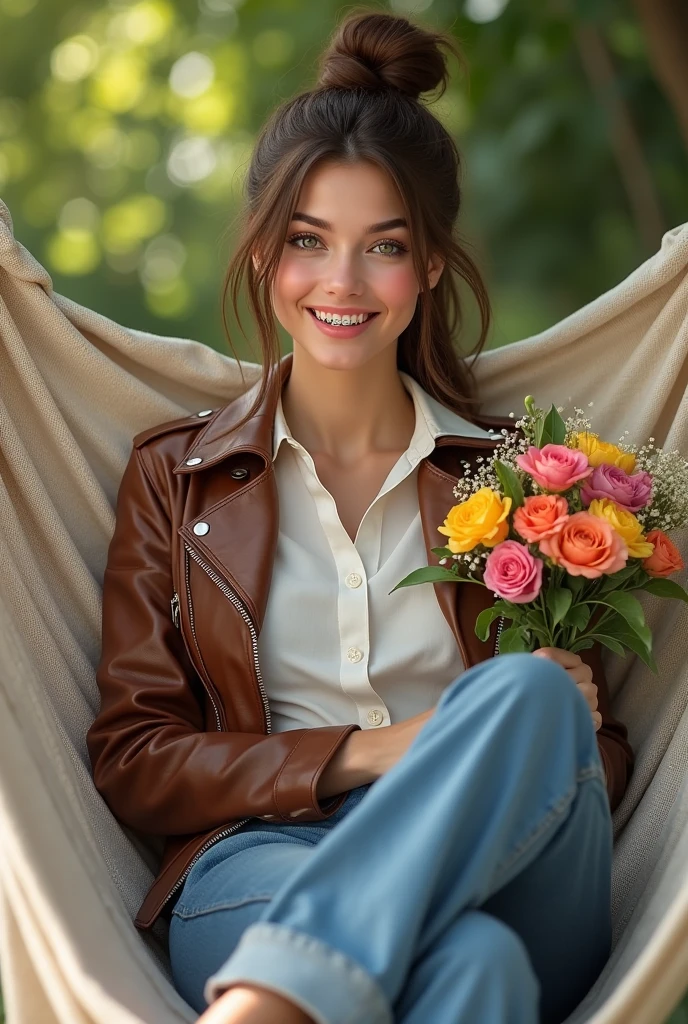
[174,352,499,474]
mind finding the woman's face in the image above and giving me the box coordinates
[269,159,444,373]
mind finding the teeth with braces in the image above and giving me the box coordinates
[311,310,373,326]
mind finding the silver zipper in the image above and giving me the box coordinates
[170,592,180,629]
[494,615,505,655]
[184,542,272,734]
[164,817,252,906]
[159,541,275,914]
[184,549,223,733]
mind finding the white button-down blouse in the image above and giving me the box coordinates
[256,371,495,734]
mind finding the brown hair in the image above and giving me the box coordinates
[221,8,491,429]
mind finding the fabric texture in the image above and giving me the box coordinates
[170,654,612,1024]
[0,192,686,1023]
[262,371,491,733]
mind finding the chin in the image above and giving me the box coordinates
[295,338,383,372]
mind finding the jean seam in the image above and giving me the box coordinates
[492,764,606,891]
[172,895,272,919]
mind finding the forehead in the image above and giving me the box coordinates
[294,160,405,226]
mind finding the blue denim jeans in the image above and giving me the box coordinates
[168,652,613,1024]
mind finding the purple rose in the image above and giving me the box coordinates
[579,463,653,513]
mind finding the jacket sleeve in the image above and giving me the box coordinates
[86,443,361,837]
[578,639,634,813]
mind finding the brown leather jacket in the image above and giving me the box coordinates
[86,352,634,932]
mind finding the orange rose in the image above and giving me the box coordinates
[642,529,685,578]
[539,511,628,578]
[513,494,569,543]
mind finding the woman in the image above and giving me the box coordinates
[86,10,634,1024]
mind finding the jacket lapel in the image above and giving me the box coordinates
[173,349,520,655]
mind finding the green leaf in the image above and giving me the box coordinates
[566,575,587,599]
[638,577,688,603]
[563,603,591,631]
[498,625,532,653]
[595,562,643,594]
[539,403,567,446]
[596,613,659,673]
[524,608,547,630]
[389,566,465,593]
[493,459,525,510]
[590,591,652,650]
[430,546,455,559]
[572,638,595,650]
[577,633,626,656]
[546,586,572,626]
[475,605,504,642]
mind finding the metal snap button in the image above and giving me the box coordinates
[186,457,202,466]
[193,522,210,535]
[230,467,249,480]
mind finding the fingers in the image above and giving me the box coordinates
[533,647,582,669]
[592,711,602,732]
[576,679,598,710]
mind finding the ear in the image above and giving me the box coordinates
[427,252,445,290]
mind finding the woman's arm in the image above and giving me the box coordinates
[87,444,362,835]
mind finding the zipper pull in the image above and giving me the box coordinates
[170,592,180,629]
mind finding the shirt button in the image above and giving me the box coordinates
[345,572,362,589]
[367,709,384,726]
[346,647,363,663]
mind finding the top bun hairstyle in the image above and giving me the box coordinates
[223,9,490,429]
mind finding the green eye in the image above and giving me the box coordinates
[286,233,408,257]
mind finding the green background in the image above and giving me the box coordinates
[1,0,687,1018]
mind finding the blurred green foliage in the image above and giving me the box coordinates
[1,0,686,360]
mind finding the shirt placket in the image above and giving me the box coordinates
[288,440,409,730]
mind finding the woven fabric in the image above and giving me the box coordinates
[0,196,686,1024]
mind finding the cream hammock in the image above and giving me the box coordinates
[0,194,687,1024]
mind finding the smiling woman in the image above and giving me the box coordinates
[81,8,632,1024]
[221,9,492,435]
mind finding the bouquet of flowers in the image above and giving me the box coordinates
[392,396,688,670]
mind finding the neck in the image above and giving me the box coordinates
[280,346,416,466]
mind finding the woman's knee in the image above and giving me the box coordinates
[439,651,588,729]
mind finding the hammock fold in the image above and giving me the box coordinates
[0,196,686,1024]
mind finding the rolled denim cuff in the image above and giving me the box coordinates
[204,921,392,1024]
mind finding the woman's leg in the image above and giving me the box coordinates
[394,910,539,1024]
[169,836,315,1014]
[169,786,371,1013]
[203,652,612,1024]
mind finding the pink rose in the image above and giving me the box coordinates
[516,444,593,493]
[580,464,653,513]
[484,540,543,604]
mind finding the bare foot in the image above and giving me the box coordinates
[196,983,316,1024]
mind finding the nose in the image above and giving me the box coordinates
[322,249,365,297]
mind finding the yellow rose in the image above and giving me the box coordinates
[574,431,636,474]
[438,487,512,553]
[587,498,655,558]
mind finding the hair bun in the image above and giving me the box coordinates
[316,10,457,101]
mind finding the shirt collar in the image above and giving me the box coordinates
[271,370,494,464]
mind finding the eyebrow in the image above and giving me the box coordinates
[291,212,408,233]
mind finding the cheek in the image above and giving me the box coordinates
[274,255,313,305]
[374,265,418,312]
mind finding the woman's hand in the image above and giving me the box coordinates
[532,647,602,731]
